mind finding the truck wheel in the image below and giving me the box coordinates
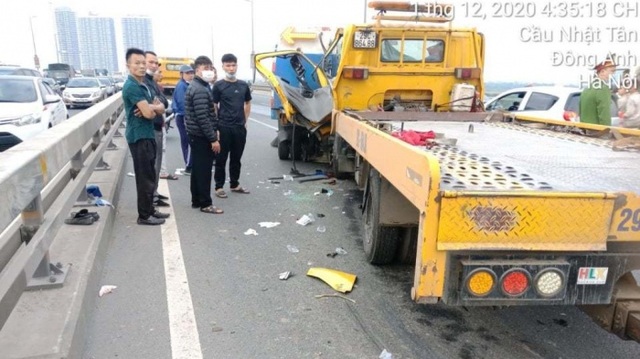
[363,168,400,264]
[278,140,290,160]
[332,135,351,179]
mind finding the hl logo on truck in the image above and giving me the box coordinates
[577,267,609,285]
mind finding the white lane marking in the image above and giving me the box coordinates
[157,180,203,359]
[249,117,278,130]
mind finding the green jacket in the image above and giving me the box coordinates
[579,78,612,126]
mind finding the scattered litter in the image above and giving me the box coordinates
[327,252,337,258]
[314,293,356,304]
[296,213,316,226]
[283,175,294,181]
[99,285,117,297]
[258,181,265,184]
[335,247,348,255]
[244,229,258,236]
[212,327,224,333]
[127,172,135,177]
[307,261,315,266]
[259,222,281,228]
[379,349,393,359]
[307,268,357,293]
[279,271,292,280]
[332,206,340,210]
[94,198,114,207]
[324,179,337,185]
[270,181,281,184]
[283,190,294,196]
[321,188,334,197]
[317,213,326,218]
[317,226,326,233]
[286,245,299,253]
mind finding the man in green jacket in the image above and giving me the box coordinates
[580,58,617,126]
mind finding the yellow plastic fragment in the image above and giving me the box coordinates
[307,268,357,293]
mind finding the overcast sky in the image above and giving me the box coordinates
[1,0,638,85]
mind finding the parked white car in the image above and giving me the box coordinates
[62,77,106,108]
[485,86,620,126]
[0,75,69,151]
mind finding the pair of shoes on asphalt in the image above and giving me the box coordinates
[137,210,170,225]
[155,193,170,207]
[65,209,100,225]
[183,168,192,176]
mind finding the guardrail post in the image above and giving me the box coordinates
[93,130,110,171]
[20,196,69,290]
[105,115,118,150]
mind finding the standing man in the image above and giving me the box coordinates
[185,56,223,214]
[580,57,616,126]
[172,65,195,175]
[213,53,252,197]
[122,48,169,225]
[144,51,171,206]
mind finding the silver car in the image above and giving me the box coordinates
[62,78,106,108]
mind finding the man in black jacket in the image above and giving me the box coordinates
[185,56,223,214]
[143,51,170,207]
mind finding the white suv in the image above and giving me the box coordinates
[0,75,69,151]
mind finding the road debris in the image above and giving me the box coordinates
[314,293,356,304]
[99,285,117,297]
[279,271,292,280]
[307,268,357,293]
[317,226,326,233]
[379,349,393,359]
[244,229,259,236]
[335,247,348,255]
[127,172,135,177]
[258,222,281,228]
[286,245,299,253]
[296,213,315,226]
[283,190,294,196]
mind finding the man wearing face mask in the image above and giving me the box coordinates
[212,53,253,197]
[143,51,171,207]
[172,65,195,175]
[185,56,223,214]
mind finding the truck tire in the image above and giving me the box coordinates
[363,168,400,264]
[278,140,290,160]
[332,135,351,179]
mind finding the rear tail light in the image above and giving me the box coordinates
[563,111,577,121]
[465,269,496,297]
[500,269,530,296]
[343,67,369,80]
[534,269,564,297]
[454,67,481,80]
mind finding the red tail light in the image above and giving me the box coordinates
[343,67,369,80]
[454,68,481,80]
[501,269,530,296]
[563,111,577,121]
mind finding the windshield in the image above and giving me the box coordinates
[0,78,37,103]
[98,78,111,86]
[67,78,100,88]
[0,68,17,75]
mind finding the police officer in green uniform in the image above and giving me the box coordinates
[580,57,617,126]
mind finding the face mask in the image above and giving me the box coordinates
[146,69,155,76]
[225,71,237,80]
[201,70,215,82]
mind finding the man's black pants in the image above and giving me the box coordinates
[215,125,247,190]
[189,135,215,208]
[129,139,157,219]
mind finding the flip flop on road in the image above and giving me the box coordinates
[160,173,179,180]
[215,189,228,198]
[230,186,251,194]
[200,205,224,214]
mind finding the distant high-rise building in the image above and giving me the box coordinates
[77,15,119,73]
[122,15,154,51]
[54,7,81,70]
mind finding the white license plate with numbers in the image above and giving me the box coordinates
[353,31,377,49]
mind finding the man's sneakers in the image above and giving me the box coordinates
[183,167,192,176]
[154,199,170,207]
[137,216,165,225]
[152,210,170,219]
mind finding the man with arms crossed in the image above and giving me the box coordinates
[122,48,170,225]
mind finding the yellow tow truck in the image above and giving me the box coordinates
[255,1,640,341]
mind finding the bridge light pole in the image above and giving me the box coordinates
[245,0,256,83]
[29,16,40,70]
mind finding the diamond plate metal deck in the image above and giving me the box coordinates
[387,121,640,192]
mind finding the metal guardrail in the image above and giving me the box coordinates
[0,94,124,330]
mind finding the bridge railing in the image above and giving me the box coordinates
[0,94,124,330]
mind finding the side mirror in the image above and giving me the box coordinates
[44,94,61,104]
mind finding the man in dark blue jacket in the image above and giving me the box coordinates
[172,65,195,174]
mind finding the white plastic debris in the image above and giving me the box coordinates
[99,285,117,297]
[283,190,294,196]
[379,349,393,359]
[317,226,327,233]
[283,175,294,181]
[244,229,259,236]
[279,271,291,280]
[296,213,316,226]
[259,222,281,228]
[335,247,348,255]
[286,245,299,253]
[127,172,135,177]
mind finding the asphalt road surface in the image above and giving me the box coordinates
[75,93,640,359]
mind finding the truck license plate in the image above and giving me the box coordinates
[354,31,377,49]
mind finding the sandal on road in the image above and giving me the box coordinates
[215,189,228,198]
[200,205,224,214]
[160,173,179,180]
[230,186,250,194]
